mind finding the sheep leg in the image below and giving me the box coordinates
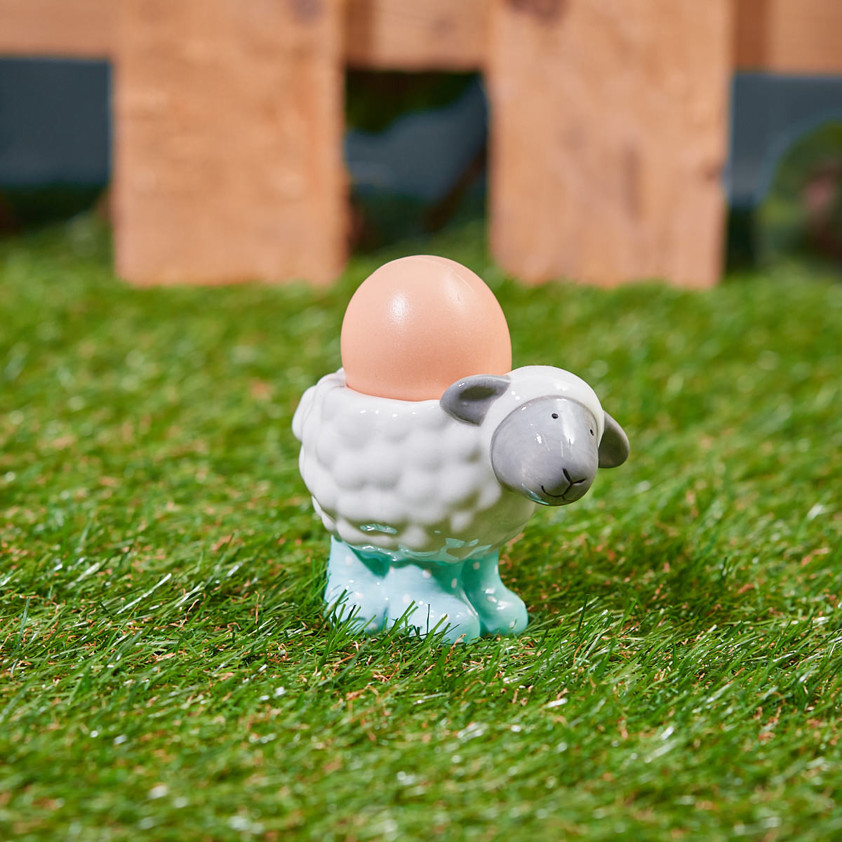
[461,553,528,636]
[324,537,388,634]
[382,561,481,643]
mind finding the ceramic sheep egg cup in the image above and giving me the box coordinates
[293,255,629,643]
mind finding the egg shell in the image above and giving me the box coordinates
[340,255,512,401]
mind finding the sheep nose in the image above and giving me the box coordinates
[541,469,592,503]
[563,474,592,501]
[564,468,588,487]
[561,471,593,502]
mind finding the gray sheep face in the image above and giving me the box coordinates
[491,397,600,505]
[441,373,630,508]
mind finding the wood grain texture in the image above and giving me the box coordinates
[0,0,115,58]
[344,0,488,70]
[4,0,841,75]
[0,0,488,69]
[114,0,347,285]
[487,0,733,287]
[734,0,842,74]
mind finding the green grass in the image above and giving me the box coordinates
[1,216,841,841]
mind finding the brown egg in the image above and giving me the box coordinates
[340,255,512,401]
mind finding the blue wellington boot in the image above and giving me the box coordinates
[324,538,389,634]
[382,560,481,643]
[461,553,528,636]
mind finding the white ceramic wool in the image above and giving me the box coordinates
[293,369,536,562]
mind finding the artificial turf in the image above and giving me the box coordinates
[1,216,841,840]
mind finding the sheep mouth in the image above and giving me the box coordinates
[540,484,579,504]
[540,471,589,503]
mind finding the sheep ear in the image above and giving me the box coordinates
[440,375,510,425]
[598,412,630,468]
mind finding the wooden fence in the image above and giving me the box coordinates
[1,0,841,286]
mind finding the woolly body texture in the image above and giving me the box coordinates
[293,366,605,564]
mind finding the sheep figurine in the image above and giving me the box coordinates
[292,256,629,643]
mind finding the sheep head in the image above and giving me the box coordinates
[441,368,629,507]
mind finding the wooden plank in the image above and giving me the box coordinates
[487,0,733,287]
[114,0,347,286]
[4,0,841,75]
[0,0,115,58]
[733,0,770,70]
[0,0,488,70]
[734,0,842,75]
[344,0,488,70]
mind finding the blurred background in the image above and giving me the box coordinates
[1,45,841,275]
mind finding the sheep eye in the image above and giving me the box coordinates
[551,413,559,420]
[589,428,595,436]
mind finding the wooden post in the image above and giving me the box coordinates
[0,0,114,58]
[114,0,347,285]
[344,0,489,70]
[734,0,842,75]
[487,0,733,287]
